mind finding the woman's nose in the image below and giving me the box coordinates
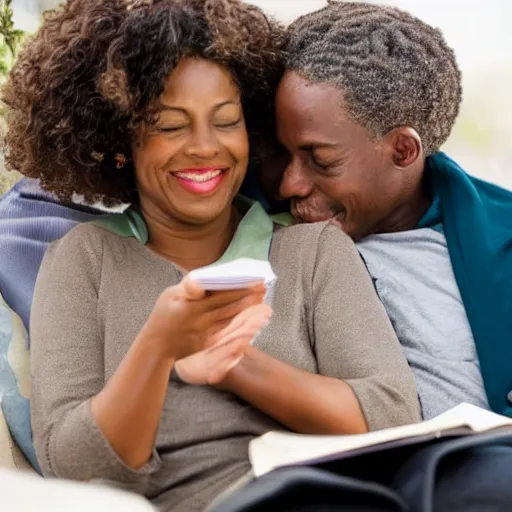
[185,126,221,160]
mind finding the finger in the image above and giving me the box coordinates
[198,283,267,311]
[202,296,267,345]
[195,297,265,345]
[213,322,267,349]
[208,291,267,323]
[217,303,272,340]
[181,276,207,301]
[206,335,254,385]
[210,304,272,346]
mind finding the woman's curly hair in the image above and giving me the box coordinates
[2,0,287,205]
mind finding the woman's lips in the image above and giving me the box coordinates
[171,167,228,195]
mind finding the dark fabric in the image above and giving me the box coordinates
[211,430,512,512]
[212,467,408,512]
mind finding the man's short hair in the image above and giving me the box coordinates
[286,1,462,155]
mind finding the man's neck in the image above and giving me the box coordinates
[374,173,431,235]
[141,204,240,271]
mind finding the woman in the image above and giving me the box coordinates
[3,1,419,510]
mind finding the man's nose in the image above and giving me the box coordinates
[279,161,313,199]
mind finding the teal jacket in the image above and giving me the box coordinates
[419,153,512,416]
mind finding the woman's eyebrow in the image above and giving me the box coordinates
[212,99,241,112]
[158,99,241,114]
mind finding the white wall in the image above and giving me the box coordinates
[249,0,512,189]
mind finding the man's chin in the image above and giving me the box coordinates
[295,215,332,224]
[293,211,366,242]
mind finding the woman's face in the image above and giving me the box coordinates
[132,57,249,226]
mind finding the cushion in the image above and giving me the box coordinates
[0,292,39,471]
[0,467,156,511]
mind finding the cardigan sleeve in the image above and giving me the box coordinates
[311,223,421,430]
[30,225,161,491]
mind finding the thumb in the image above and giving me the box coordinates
[181,275,206,301]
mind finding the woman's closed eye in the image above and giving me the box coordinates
[159,125,188,133]
[214,117,242,129]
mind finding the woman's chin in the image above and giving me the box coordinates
[172,201,233,227]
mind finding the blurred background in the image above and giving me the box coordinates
[3,0,511,192]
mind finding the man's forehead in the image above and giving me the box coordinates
[277,71,366,145]
[278,72,351,126]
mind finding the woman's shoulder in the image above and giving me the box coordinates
[45,218,132,267]
[272,221,356,257]
[49,220,109,250]
[269,221,359,286]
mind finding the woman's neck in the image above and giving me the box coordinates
[141,204,241,271]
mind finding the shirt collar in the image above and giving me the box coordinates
[93,195,293,263]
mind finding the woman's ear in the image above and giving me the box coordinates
[385,127,423,169]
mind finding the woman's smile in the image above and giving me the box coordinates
[171,166,230,195]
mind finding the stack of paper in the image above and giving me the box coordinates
[188,258,276,291]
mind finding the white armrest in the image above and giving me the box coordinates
[0,467,157,511]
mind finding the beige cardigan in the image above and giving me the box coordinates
[30,221,420,511]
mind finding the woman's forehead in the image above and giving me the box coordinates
[160,58,241,103]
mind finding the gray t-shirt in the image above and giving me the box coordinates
[357,226,490,419]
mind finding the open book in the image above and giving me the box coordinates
[249,403,512,477]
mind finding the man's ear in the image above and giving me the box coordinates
[384,127,423,169]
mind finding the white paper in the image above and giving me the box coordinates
[249,403,512,477]
[188,258,276,291]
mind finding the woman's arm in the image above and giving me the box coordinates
[30,226,266,483]
[222,346,368,434]
[31,228,165,485]
[91,283,268,470]
[221,223,421,433]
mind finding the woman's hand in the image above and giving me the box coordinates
[140,277,267,362]
[174,303,272,385]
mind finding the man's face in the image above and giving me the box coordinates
[273,71,411,241]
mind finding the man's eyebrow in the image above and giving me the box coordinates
[298,142,339,151]
[158,99,240,113]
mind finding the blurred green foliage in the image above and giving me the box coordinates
[0,0,24,81]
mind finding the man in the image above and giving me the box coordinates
[267,0,512,421]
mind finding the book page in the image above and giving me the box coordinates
[249,403,512,477]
